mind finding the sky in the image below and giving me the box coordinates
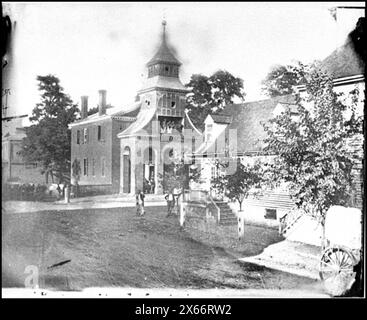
[3,2,365,124]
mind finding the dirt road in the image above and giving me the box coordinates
[2,206,320,292]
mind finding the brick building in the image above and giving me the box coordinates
[69,91,140,194]
[69,21,200,195]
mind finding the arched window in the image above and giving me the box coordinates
[123,146,131,156]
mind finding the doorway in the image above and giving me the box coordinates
[123,147,131,193]
[143,147,156,194]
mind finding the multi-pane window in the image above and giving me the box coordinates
[83,128,88,144]
[101,157,106,177]
[97,125,102,141]
[76,130,80,144]
[91,158,96,176]
[265,208,277,220]
[83,158,88,176]
[206,124,213,142]
[9,144,14,161]
[211,166,218,179]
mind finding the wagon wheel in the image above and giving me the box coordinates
[319,246,355,280]
[319,246,356,295]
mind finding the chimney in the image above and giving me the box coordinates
[81,96,88,119]
[98,90,107,116]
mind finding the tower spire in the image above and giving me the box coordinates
[162,19,167,43]
[146,20,181,67]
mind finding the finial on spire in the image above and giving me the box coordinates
[162,19,167,36]
[161,19,167,43]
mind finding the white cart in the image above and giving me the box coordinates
[319,206,362,295]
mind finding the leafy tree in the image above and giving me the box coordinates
[263,64,362,245]
[261,62,306,97]
[185,70,245,131]
[211,158,263,211]
[21,75,79,185]
[87,106,99,116]
[210,70,245,108]
[86,104,113,116]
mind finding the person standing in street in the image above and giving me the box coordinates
[165,189,175,217]
[136,189,145,216]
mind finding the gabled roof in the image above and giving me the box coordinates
[194,95,296,155]
[320,38,364,79]
[222,95,296,153]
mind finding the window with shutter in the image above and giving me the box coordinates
[97,125,102,141]
[83,128,88,144]
[83,158,88,176]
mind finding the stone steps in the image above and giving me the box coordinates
[215,202,237,226]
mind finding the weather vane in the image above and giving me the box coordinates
[162,9,167,30]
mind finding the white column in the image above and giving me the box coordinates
[154,149,159,194]
[119,142,124,194]
[130,143,136,195]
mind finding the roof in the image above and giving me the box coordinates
[210,114,233,124]
[276,102,299,114]
[183,110,202,135]
[320,38,364,79]
[69,101,141,127]
[222,95,296,153]
[139,75,187,92]
[195,95,296,155]
[146,23,181,67]
[117,103,157,137]
[118,104,201,139]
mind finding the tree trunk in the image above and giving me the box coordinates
[238,200,243,211]
[321,216,326,251]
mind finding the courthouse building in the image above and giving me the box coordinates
[69,21,200,195]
